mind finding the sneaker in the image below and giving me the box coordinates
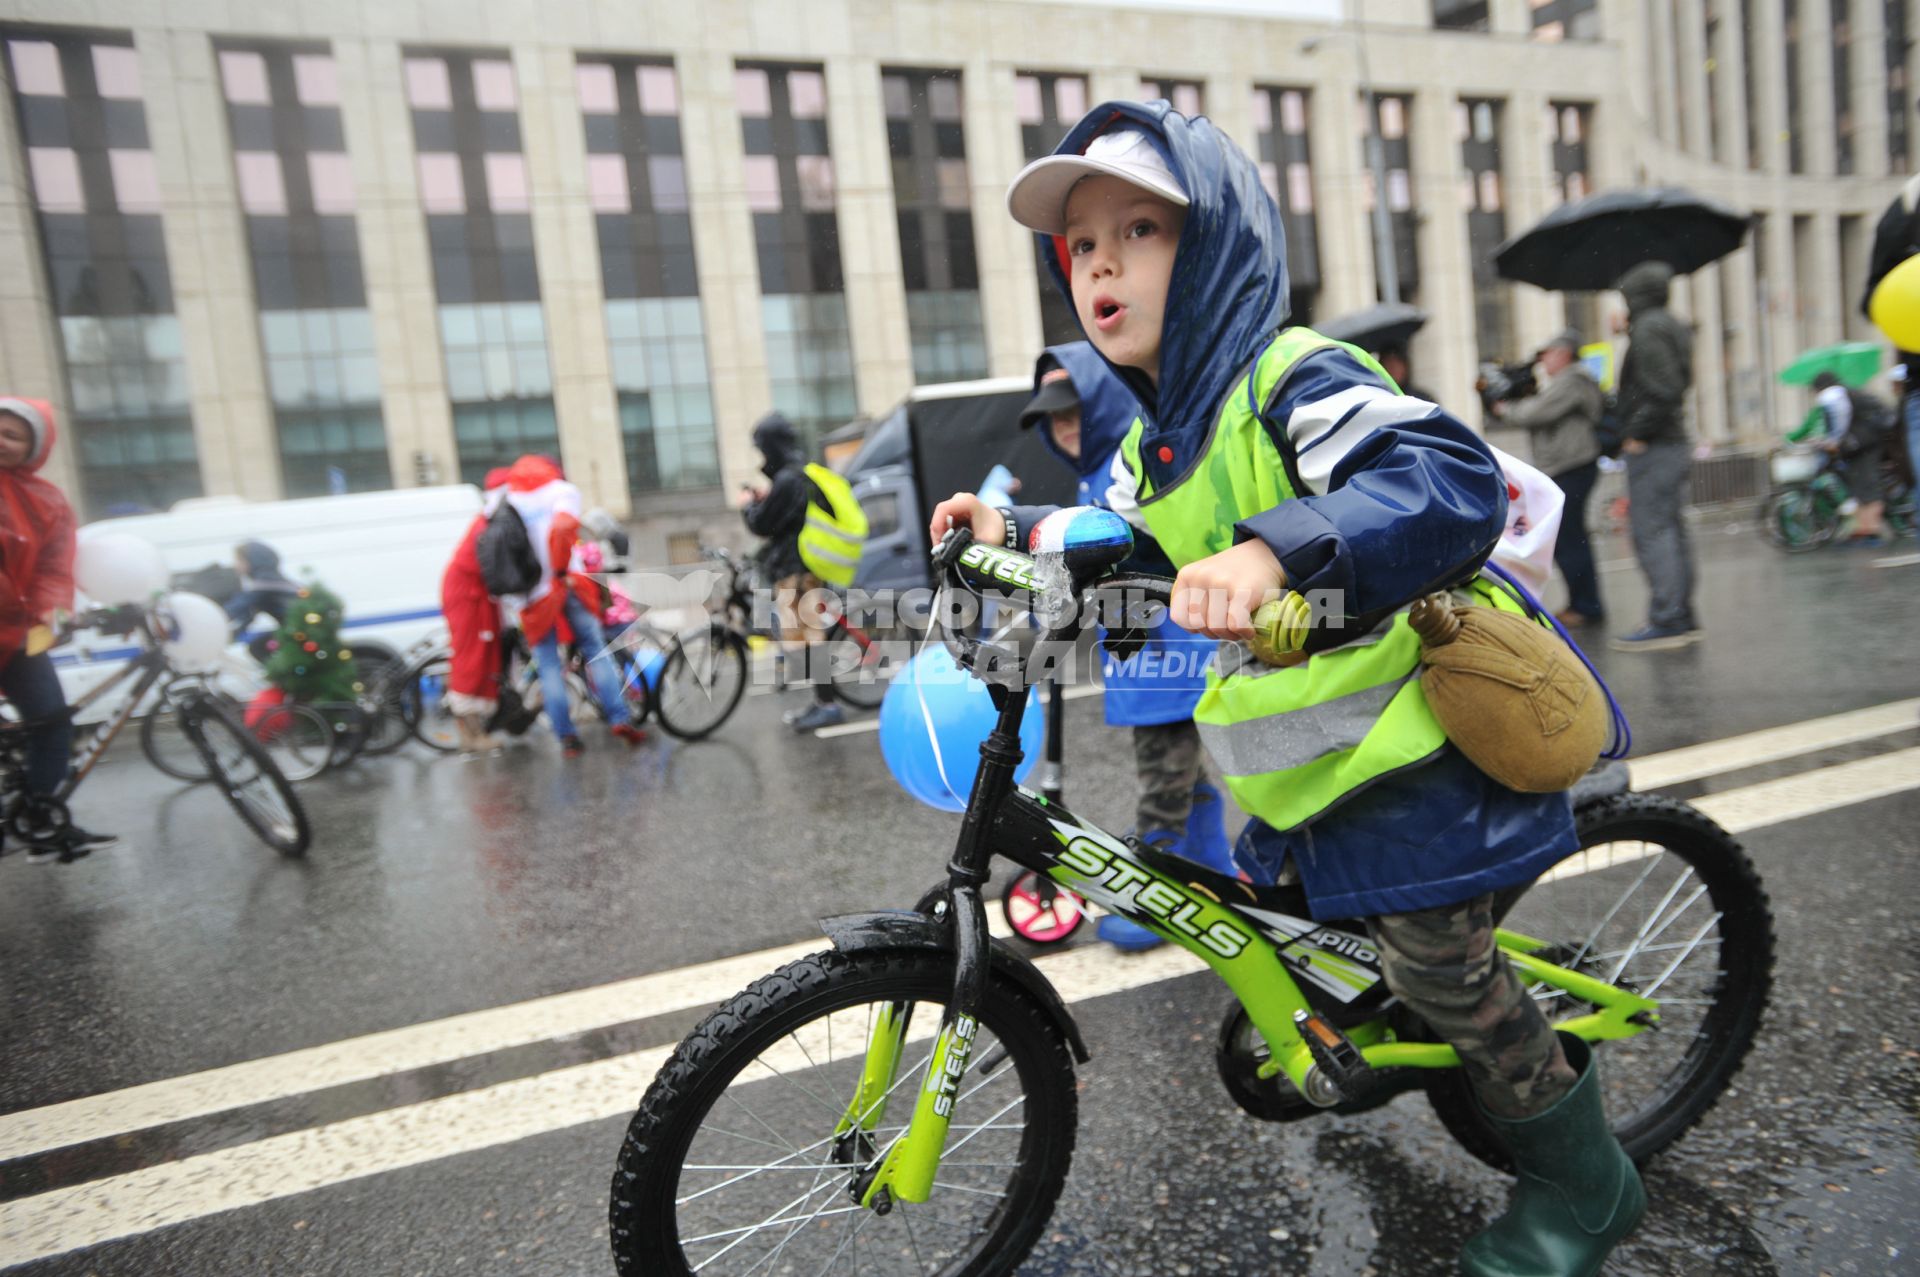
[1609,625,1696,652]
[1843,534,1888,548]
[788,701,845,733]
[1553,609,1603,629]
[67,826,121,852]
[609,723,648,746]
[560,735,586,758]
[23,827,104,865]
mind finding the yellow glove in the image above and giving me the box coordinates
[25,624,55,657]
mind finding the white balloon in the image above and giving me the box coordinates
[74,533,170,606]
[155,591,231,671]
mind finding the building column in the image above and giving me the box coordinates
[1750,0,1791,177]
[1411,90,1480,420]
[0,78,79,502]
[678,49,774,497]
[1689,263,1731,442]
[1205,72,1258,163]
[1506,90,1561,351]
[515,45,628,515]
[965,59,1043,379]
[1805,209,1846,348]
[335,38,457,489]
[1488,0,1533,36]
[136,29,279,501]
[1799,0,1838,178]
[1675,0,1714,160]
[826,54,913,417]
[1717,241,1765,441]
[1711,0,1752,169]
[1307,66,1375,318]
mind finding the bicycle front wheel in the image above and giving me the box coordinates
[249,701,335,782]
[181,699,312,857]
[141,699,211,782]
[404,655,462,753]
[1764,488,1831,551]
[1426,792,1773,1168]
[653,627,748,741]
[610,948,1079,1277]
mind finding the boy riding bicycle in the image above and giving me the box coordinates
[930,103,1640,1276]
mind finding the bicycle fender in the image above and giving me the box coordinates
[819,910,1091,1063]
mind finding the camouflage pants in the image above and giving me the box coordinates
[1132,719,1205,840]
[1368,895,1577,1120]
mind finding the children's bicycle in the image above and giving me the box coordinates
[4,603,311,859]
[608,519,1774,1276]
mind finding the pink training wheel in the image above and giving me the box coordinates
[1002,871,1087,945]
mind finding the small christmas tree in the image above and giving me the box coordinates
[261,584,360,703]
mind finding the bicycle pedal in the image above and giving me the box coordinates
[1293,1009,1372,1102]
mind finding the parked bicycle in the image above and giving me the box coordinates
[607,521,1773,1276]
[4,602,310,859]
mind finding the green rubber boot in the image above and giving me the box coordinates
[1459,1034,1646,1277]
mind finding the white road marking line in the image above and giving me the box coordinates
[2,748,1917,1261]
[1872,551,1920,568]
[1628,699,1919,788]
[3,699,1911,1167]
[813,683,1103,739]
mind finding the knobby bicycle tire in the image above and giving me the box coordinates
[610,947,1078,1277]
[180,698,312,857]
[1425,792,1773,1170]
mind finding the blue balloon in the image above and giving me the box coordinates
[633,647,666,692]
[879,646,1044,812]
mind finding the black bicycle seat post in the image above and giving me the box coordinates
[1040,676,1065,805]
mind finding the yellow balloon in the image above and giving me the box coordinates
[1869,253,1920,350]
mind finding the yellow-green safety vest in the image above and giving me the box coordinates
[798,462,869,588]
[1120,328,1529,831]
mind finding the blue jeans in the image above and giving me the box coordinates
[1,651,71,796]
[531,592,630,740]
[1904,389,1920,495]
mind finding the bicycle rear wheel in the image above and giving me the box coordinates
[1426,792,1773,1168]
[180,698,312,857]
[824,620,906,711]
[404,655,462,753]
[1764,488,1833,551]
[610,948,1078,1277]
[653,627,747,741]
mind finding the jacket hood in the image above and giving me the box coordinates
[0,397,56,472]
[237,539,287,578]
[1034,100,1290,448]
[1617,261,1673,316]
[753,412,800,476]
[1036,342,1143,480]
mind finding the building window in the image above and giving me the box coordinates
[1459,99,1513,366]
[1740,0,1762,168]
[1139,77,1204,117]
[885,67,987,385]
[6,32,198,515]
[1016,70,1090,345]
[577,56,719,494]
[738,62,855,450]
[1433,1,1491,31]
[1833,0,1855,175]
[1358,92,1419,302]
[1548,102,1600,336]
[1887,0,1910,170]
[1253,86,1321,325]
[404,49,555,483]
[218,40,389,496]
[1784,0,1804,173]
[1529,0,1601,40]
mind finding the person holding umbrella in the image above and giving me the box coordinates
[1610,262,1699,651]
[1490,330,1607,627]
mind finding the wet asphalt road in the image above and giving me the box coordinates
[2,520,1917,1276]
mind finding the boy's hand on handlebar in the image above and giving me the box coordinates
[928,494,1006,551]
[1171,539,1286,639]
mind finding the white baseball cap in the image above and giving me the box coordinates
[1006,126,1189,236]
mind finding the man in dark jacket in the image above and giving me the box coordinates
[741,412,841,731]
[1611,262,1698,651]
[1493,329,1606,626]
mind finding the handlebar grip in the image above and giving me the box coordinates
[1248,593,1313,667]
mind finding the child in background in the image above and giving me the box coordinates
[1016,345,1230,951]
[931,103,1641,1276]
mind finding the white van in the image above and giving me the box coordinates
[56,485,482,705]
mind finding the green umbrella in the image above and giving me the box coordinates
[1778,341,1882,387]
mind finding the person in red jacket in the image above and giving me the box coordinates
[502,455,644,756]
[440,467,511,752]
[0,397,119,863]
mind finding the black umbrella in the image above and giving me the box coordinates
[1492,187,1750,292]
[1315,302,1428,352]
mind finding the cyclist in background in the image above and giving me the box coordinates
[741,413,841,734]
[0,396,119,863]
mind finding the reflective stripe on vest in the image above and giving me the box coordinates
[1127,329,1497,831]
